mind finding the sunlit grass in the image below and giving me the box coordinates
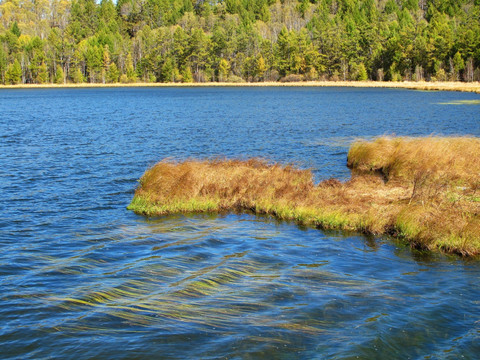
[129,137,480,256]
[347,136,480,188]
[1,81,479,93]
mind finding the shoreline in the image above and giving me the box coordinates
[128,137,480,257]
[1,81,480,93]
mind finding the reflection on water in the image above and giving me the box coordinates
[1,87,480,359]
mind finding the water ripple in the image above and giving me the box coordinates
[1,88,479,359]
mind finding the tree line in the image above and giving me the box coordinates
[0,0,479,84]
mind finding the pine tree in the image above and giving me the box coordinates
[107,63,119,83]
[218,58,230,81]
[181,66,193,83]
[37,62,49,84]
[11,22,21,37]
[55,67,65,84]
[5,59,22,84]
[125,53,137,83]
[356,63,368,81]
[452,52,465,80]
[0,47,7,84]
[161,58,175,82]
[255,55,266,81]
[102,45,111,84]
[73,67,85,83]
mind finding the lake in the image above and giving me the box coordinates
[1,87,479,359]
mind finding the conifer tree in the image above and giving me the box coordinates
[107,62,119,83]
[73,67,85,83]
[218,58,230,81]
[5,59,22,85]
[0,47,7,84]
[37,62,49,84]
[125,53,137,83]
[356,63,368,81]
[181,66,193,83]
[55,66,65,84]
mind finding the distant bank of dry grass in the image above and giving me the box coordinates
[1,81,480,93]
[129,137,480,256]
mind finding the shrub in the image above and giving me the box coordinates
[280,74,304,82]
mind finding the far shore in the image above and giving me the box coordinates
[1,81,480,93]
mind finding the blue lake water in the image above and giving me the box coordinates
[1,87,479,359]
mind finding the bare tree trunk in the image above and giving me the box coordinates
[464,58,474,82]
[377,68,384,81]
[341,58,348,81]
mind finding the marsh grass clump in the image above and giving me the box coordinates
[129,137,480,256]
[347,136,480,255]
[130,159,315,214]
[347,136,480,188]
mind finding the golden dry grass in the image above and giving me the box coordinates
[348,136,480,188]
[1,81,480,93]
[129,137,480,256]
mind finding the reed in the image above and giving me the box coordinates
[129,137,480,256]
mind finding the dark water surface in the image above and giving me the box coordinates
[1,87,479,359]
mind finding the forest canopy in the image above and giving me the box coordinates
[0,0,479,84]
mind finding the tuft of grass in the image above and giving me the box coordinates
[347,136,480,187]
[129,137,480,256]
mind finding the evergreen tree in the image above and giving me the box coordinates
[73,67,85,83]
[218,58,230,81]
[125,53,137,82]
[55,66,65,84]
[107,62,119,83]
[181,66,193,83]
[356,63,368,81]
[161,58,175,82]
[256,55,266,81]
[5,59,22,84]
[37,62,49,84]
[11,22,21,38]
[0,47,7,84]
[102,45,111,84]
[452,51,465,80]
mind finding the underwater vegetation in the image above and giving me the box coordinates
[129,137,480,256]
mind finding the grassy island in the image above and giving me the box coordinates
[128,137,480,256]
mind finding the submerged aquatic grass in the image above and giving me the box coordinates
[129,137,480,256]
[437,100,480,105]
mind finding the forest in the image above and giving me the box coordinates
[0,0,479,84]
